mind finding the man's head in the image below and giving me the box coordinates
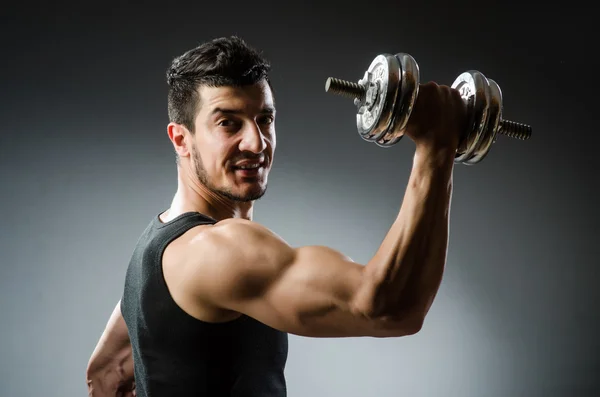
[166,36,275,203]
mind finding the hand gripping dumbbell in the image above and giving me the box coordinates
[325,53,532,165]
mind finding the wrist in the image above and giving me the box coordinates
[413,145,456,171]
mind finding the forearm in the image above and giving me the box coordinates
[87,344,134,396]
[364,147,455,319]
[86,301,135,396]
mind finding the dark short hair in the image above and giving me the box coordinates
[166,36,272,132]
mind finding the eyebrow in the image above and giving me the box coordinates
[210,106,276,116]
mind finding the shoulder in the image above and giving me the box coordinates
[181,218,295,299]
[204,217,269,241]
[188,218,287,257]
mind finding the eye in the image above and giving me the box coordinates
[217,119,243,131]
[218,119,234,127]
[258,115,274,125]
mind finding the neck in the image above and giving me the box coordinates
[163,167,254,223]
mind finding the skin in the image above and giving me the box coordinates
[86,79,467,396]
[86,302,135,397]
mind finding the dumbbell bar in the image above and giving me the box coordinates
[325,53,532,165]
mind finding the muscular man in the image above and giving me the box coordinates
[86,36,466,396]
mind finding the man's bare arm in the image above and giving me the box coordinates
[86,301,135,396]
[183,151,454,338]
[362,146,454,321]
[183,83,463,339]
[364,82,466,321]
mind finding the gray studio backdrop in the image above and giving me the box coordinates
[1,2,598,397]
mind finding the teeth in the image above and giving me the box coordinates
[238,164,260,169]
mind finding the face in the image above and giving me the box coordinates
[183,80,276,202]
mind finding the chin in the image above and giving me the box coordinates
[240,184,268,201]
[219,182,267,203]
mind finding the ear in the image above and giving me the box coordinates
[167,122,191,159]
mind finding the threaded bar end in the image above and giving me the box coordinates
[325,77,366,99]
[499,120,532,140]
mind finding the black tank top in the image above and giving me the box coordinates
[121,212,288,396]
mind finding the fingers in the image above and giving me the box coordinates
[406,82,443,137]
[405,81,465,149]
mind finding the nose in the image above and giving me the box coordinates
[238,122,267,154]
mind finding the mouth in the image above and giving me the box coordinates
[231,161,266,177]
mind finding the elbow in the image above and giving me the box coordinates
[379,293,431,336]
[85,361,95,383]
[403,314,424,335]
[375,308,425,337]
[85,357,108,390]
[85,362,116,396]
[85,368,97,395]
[353,287,425,337]
[85,364,100,390]
[353,269,429,337]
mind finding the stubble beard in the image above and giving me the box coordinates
[192,145,267,203]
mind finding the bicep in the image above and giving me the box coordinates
[198,222,416,338]
[244,245,378,337]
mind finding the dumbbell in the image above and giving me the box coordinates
[325,53,532,165]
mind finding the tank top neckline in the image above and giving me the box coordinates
[155,210,217,228]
